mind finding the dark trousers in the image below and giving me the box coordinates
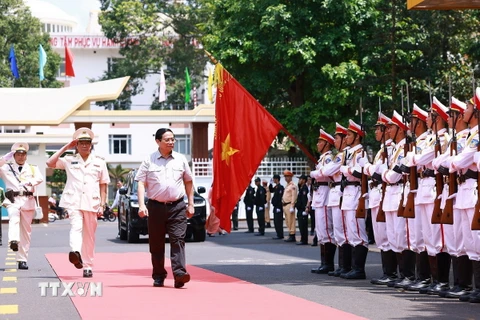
[231,209,238,229]
[297,210,308,244]
[245,207,254,232]
[147,200,187,280]
[273,207,284,238]
[256,206,265,234]
[310,208,315,233]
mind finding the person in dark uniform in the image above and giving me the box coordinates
[271,174,284,239]
[296,175,309,245]
[243,184,255,233]
[231,200,239,230]
[254,177,267,236]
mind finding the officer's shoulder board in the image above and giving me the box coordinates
[95,155,105,160]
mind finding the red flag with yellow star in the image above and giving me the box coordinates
[212,64,284,232]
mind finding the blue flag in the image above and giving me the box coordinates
[39,44,47,80]
[9,45,20,79]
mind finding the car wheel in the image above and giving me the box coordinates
[192,227,206,242]
[108,213,117,222]
[127,220,140,243]
[119,217,127,240]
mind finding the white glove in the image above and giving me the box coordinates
[3,151,14,161]
[376,163,388,175]
[265,204,269,209]
[276,208,281,213]
[289,207,294,213]
[302,212,308,216]
[340,166,350,175]
[247,207,252,210]
[357,157,368,168]
[474,152,480,165]
[258,207,264,211]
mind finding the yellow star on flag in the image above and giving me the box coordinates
[221,134,239,165]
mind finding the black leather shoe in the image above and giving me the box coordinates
[17,261,28,270]
[83,270,93,278]
[371,276,398,286]
[296,241,308,245]
[443,286,472,298]
[388,278,405,288]
[425,282,450,295]
[153,278,165,287]
[174,273,191,288]
[284,237,296,243]
[394,278,415,289]
[233,227,238,230]
[69,251,83,269]
[266,223,272,228]
[311,242,318,247]
[272,236,284,240]
[312,265,334,274]
[343,269,366,280]
[405,279,431,291]
[9,241,18,252]
[254,233,265,236]
[335,268,351,277]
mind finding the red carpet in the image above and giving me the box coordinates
[46,252,366,320]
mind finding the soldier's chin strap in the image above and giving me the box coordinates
[467,108,476,126]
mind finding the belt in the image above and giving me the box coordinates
[344,181,360,186]
[330,182,342,188]
[369,181,380,188]
[419,169,435,179]
[316,182,329,186]
[12,191,33,197]
[149,198,183,206]
[387,182,402,187]
[282,201,291,207]
[458,169,477,184]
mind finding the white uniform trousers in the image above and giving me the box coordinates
[7,205,34,262]
[444,209,467,257]
[332,206,348,246]
[371,206,389,251]
[345,210,368,247]
[314,205,335,245]
[417,203,443,255]
[385,211,408,253]
[69,209,98,269]
[462,208,480,261]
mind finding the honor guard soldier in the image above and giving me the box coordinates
[361,112,399,285]
[339,119,369,279]
[404,99,440,292]
[0,143,44,270]
[282,170,298,242]
[47,128,110,278]
[320,123,352,277]
[377,111,416,288]
[243,184,255,233]
[433,97,473,298]
[310,129,336,273]
[271,174,285,239]
[450,95,480,303]
[295,175,309,245]
[254,177,267,236]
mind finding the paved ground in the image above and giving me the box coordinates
[0,220,478,319]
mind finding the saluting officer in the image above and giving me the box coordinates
[46,128,110,278]
[339,120,369,280]
[361,112,398,285]
[282,170,298,242]
[310,129,336,273]
[0,143,44,270]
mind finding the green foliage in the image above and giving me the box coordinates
[107,164,130,183]
[97,0,208,110]
[0,0,62,88]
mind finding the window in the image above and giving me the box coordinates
[46,23,51,32]
[58,58,66,77]
[174,134,191,155]
[109,135,131,155]
[107,57,122,73]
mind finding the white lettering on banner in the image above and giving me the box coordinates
[49,35,140,49]
[38,281,103,297]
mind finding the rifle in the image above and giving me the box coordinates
[431,117,444,224]
[377,99,388,223]
[403,83,416,219]
[356,98,367,219]
[397,86,407,217]
[441,83,455,225]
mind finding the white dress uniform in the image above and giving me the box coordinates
[55,151,110,271]
[0,143,44,264]
[310,150,334,244]
[364,139,394,252]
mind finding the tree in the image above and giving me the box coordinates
[97,0,208,110]
[107,164,130,184]
[0,0,62,88]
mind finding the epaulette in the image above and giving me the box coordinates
[95,155,105,160]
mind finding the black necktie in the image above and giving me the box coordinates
[18,166,22,172]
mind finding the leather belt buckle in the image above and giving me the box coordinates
[18,190,24,196]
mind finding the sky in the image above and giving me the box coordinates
[40,0,102,32]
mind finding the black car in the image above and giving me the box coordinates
[117,169,207,243]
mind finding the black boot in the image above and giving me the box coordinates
[372,250,398,285]
[394,250,416,288]
[311,244,326,273]
[329,245,343,276]
[311,235,318,247]
[314,243,336,274]
[464,260,480,303]
[444,255,472,298]
[343,245,368,279]
[284,234,296,242]
[406,251,431,291]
